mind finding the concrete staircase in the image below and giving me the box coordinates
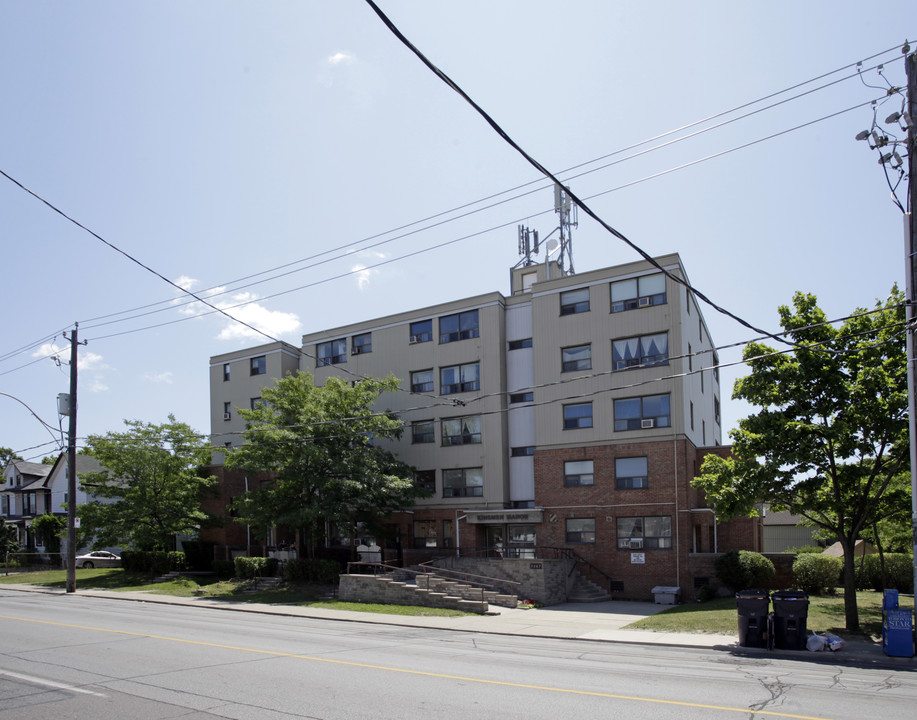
[242,576,283,593]
[338,571,518,614]
[566,570,612,603]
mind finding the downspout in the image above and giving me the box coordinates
[244,476,250,556]
[673,433,680,588]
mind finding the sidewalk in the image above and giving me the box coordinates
[3,583,913,667]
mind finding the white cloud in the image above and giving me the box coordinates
[33,343,66,361]
[89,378,109,393]
[327,51,355,66]
[143,371,174,385]
[351,251,387,290]
[214,293,302,341]
[173,275,198,292]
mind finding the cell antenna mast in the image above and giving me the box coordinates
[554,183,577,276]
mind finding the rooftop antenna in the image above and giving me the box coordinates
[553,183,577,276]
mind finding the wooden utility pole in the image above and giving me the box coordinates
[906,49,917,622]
[65,323,79,593]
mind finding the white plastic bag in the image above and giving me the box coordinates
[825,634,845,652]
[806,632,827,652]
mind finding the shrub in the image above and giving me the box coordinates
[120,550,186,573]
[854,553,914,593]
[715,550,776,593]
[233,556,279,580]
[792,553,842,594]
[284,558,341,584]
[212,559,235,579]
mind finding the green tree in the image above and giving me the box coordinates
[1,523,19,558]
[226,372,425,557]
[30,514,66,554]
[1,447,23,467]
[78,416,216,551]
[693,289,908,631]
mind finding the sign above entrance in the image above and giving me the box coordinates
[466,510,543,524]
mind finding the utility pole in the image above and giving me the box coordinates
[906,49,917,623]
[64,323,80,593]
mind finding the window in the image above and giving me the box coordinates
[614,394,670,431]
[410,369,434,394]
[688,343,693,371]
[443,467,483,497]
[441,415,482,446]
[511,446,535,457]
[250,356,266,375]
[565,518,595,544]
[317,339,346,366]
[564,460,594,487]
[409,319,433,344]
[713,355,720,382]
[613,333,668,370]
[413,520,437,548]
[563,402,593,429]
[223,363,230,382]
[442,519,454,548]
[615,457,648,489]
[509,338,533,350]
[560,287,590,315]
[411,420,435,444]
[439,310,479,343]
[250,397,262,410]
[351,332,372,355]
[509,392,533,404]
[610,273,666,312]
[561,344,591,373]
[440,362,480,394]
[223,402,231,421]
[224,442,232,450]
[714,397,721,424]
[690,401,694,430]
[617,516,672,549]
[414,470,436,493]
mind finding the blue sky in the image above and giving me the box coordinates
[1,1,913,460]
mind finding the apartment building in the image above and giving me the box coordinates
[208,253,757,599]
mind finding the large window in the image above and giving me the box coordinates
[317,339,346,366]
[250,355,266,375]
[411,420,434,444]
[615,457,648,489]
[413,520,437,548]
[414,470,436,494]
[410,319,433,344]
[351,332,372,355]
[508,338,532,350]
[564,460,594,487]
[511,446,535,457]
[223,401,231,420]
[612,333,668,370]
[440,362,480,394]
[560,288,590,315]
[441,415,482,446]
[223,363,230,382]
[610,273,666,312]
[565,518,595,544]
[509,391,533,404]
[563,402,593,430]
[617,516,672,549]
[443,467,483,497]
[439,310,479,344]
[561,344,591,372]
[614,394,670,431]
[410,369,434,393]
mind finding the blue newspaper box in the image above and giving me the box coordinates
[883,608,914,658]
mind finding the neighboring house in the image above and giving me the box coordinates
[206,253,761,600]
[762,506,818,553]
[1,459,53,549]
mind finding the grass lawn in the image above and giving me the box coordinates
[0,568,469,617]
[625,591,887,642]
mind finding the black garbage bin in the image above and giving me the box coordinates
[771,590,809,650]
[736,590,770,648]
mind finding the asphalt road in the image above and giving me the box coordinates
[1,589,915,720]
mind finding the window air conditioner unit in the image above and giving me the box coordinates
[409,335,421,344]
[629,539,644,549]
[641,418,655,429]
[351,347,360,355]
[638,297,651,307]
[223,412,231,421]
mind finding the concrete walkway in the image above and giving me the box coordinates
[2,583,914,667]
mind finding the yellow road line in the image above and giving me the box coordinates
[0,614,831,720]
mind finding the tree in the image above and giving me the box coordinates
[1,447,23,468]
[694,289,908,631]
[30,514,66,554]
[226,372,425,557]
[1,523,19,558]
[78,415,216,551]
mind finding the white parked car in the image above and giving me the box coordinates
[75,551,121,569]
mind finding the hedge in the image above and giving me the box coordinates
[283,558,341,584]
[120,550,186,573]
[854,553,914,594]
[792,553,842,594]
[715,550,776,593]
[233,556,280,580]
